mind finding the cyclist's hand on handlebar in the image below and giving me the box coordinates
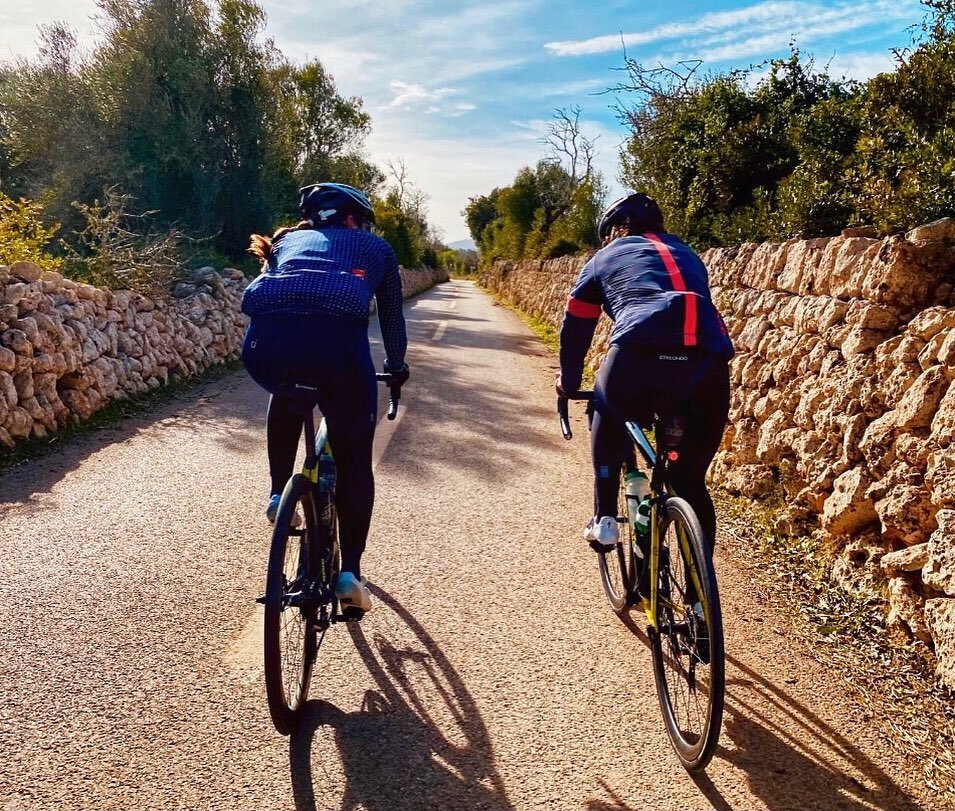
[555,372,568,398]
[383,361,410,387]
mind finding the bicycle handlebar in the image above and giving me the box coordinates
[375,372,404,421]
[557,390,594,440]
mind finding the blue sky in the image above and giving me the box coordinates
[0,0,928,242]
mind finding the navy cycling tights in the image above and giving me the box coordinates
[591,345,730,550]
[243,315,377,577]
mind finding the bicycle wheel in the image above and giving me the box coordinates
[597,474,636,614]
[263,474,319,736]
[649,496,725,771]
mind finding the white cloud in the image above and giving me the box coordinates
[386,81,478,118]
[545,0,920,58]
[388,81,458,108]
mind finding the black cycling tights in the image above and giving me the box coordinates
[266,389,375,576]
[244,315,377,578]
[591,345,730,550]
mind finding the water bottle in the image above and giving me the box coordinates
[625,470,651,535]
[635,497,652,537]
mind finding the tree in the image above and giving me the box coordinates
[539,105,598,187]
[616,50,863,245]
[372,161,439,268]
[851,1,955,230]
[0,0,387,264]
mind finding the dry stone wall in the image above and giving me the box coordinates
[0,261,447,454]
[482,219,955,686]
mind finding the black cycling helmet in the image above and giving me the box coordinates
[299,182,376,228]
[597,192,665,241]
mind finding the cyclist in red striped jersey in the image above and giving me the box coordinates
[556,193,734,552]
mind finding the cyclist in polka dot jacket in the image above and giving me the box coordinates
[242,182,409,614]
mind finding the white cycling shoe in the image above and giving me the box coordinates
[335,571,373,614]
[265,494,301,528]
[584,516,619,549]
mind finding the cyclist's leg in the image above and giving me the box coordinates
[266,395,304,495]
[666,358,730,551]
[314,333,377,579]
[243,316,306,499]
[592,345,650,519]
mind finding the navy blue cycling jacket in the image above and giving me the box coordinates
[241,226,407,368]
[559,232,734,392]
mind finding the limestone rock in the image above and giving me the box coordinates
[862,237,946,310]
[893,366,948,430]
[0,371,16,408]
[907,217,955,243]
[842,226,879,238]
[5,406,32,438]
[874,483,937,546]
[59,389,94,421]
[881,543,929,575]
[925,599,955,689]
[931,380,955,447]
[9,261,42,283]
[822,468,878,536]
[927,451,955,508]
[886,576,932,642]
[907,306,955,341]
[0,346,14,373]
[923,510,955,596]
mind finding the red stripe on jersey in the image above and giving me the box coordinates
[644,232,698,347]
[351,268,367,279]
[566,296,602,319]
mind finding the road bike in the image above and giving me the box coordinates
[558,392,724,771]
[261,373,403,736]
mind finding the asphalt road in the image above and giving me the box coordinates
[0,281,933,810]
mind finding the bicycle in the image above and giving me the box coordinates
[261,372,403,736]
[558,391,725,771]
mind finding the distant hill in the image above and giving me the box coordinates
[448,239,477,252]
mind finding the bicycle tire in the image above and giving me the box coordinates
[263,474,319,736]
[597,473,636,613]
[649,496,725,772]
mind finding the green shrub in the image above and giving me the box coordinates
[0,193,62,271]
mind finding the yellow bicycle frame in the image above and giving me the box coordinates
[644,498,710,634]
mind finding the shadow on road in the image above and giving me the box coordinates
[699,653,921,811]
[605,610,921,811]
[288,584,513,811]
[584,778,642,811]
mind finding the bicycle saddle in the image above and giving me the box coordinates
[273,379,322,415]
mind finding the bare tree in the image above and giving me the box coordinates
[605,48,708,133]
[538,105,599,185]
[386,158,428,217]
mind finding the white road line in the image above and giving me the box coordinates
[432,321,448,342]
[449,300,458,310]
